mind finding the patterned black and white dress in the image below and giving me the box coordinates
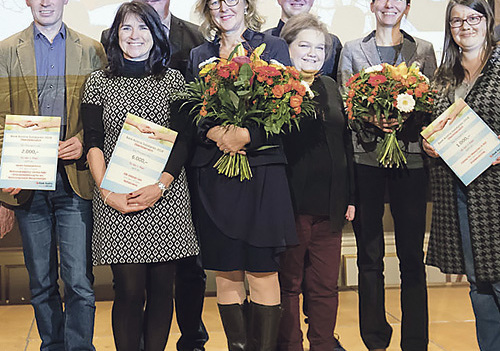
[81,65,199,265]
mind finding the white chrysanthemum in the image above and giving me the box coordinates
[396,93,416,113]
[301,80,315,98]
[270,59,286,70]
[365,64,383,73]
[198,57,218,69]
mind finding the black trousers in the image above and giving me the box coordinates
[175,255,209,351]
[177,167,209,351]
[352,164,429,351]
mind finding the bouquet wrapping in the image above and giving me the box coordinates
[344,62,435,167]
[182,43,316,180]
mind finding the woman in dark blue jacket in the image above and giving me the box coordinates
[187,0,297,350]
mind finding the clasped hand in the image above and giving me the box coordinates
[207,126,251,156]
[365,115,399,133]
[102,184,162,214]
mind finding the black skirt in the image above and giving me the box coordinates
[191,163,297,272]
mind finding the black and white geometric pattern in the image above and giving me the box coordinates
[426,46,500,282]
[82,69,199,265]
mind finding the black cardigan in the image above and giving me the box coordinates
[283,75,355,231]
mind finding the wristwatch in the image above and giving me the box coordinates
[156,181,169,197]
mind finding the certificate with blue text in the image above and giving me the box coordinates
[421,99,500,186]
[0,115,60,190]
[100,113,177,193]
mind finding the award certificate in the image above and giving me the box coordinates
[0,115,61,190]
[421,99,500,186]
[100,113,178,193]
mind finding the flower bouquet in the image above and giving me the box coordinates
[344,62,435,167]
[182,43,316,180]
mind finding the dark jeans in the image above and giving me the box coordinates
[457,185,500,351]
[175,255,209,351]
[15,171,95,351]
[352,164,428,351]
[278,215,342,351]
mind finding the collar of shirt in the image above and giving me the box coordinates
[276,20,285,35]
[33,22,66,42]
[162,12,172,37]
[213,28,257,46]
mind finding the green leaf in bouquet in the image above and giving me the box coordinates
[255,145,279,151]
[227,90,240,110]
[237,64,254,84]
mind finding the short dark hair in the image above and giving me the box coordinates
[105,1,170,78]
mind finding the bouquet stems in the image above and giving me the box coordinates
[376,130,407,168]
[213,153,253,181]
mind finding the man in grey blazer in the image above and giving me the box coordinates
[101,1,208,350]
[337,1,436,350]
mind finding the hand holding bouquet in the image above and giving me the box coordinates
[344,62,435,168]
[182,43,316,180]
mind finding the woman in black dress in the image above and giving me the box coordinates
[187,0,297,349]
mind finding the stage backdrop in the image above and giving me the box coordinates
[1,0,447,58]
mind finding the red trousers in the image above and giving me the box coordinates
[278,215,342,351]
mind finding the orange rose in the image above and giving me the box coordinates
[295,84,306,96]
[286,66,300,79]
[272,85,285,98]
[290,95,303,108]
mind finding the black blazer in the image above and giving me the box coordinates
[100,15,204,77]
[283,76,355,231]
[265,20,343,81]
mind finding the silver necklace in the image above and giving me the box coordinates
[375,34,403,65]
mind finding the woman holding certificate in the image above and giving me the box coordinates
[186,0,296,349]
[423,0,500,349]
[277,14,354,351]
[81,2,199,350]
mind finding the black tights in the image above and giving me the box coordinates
[111,262,176,351]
